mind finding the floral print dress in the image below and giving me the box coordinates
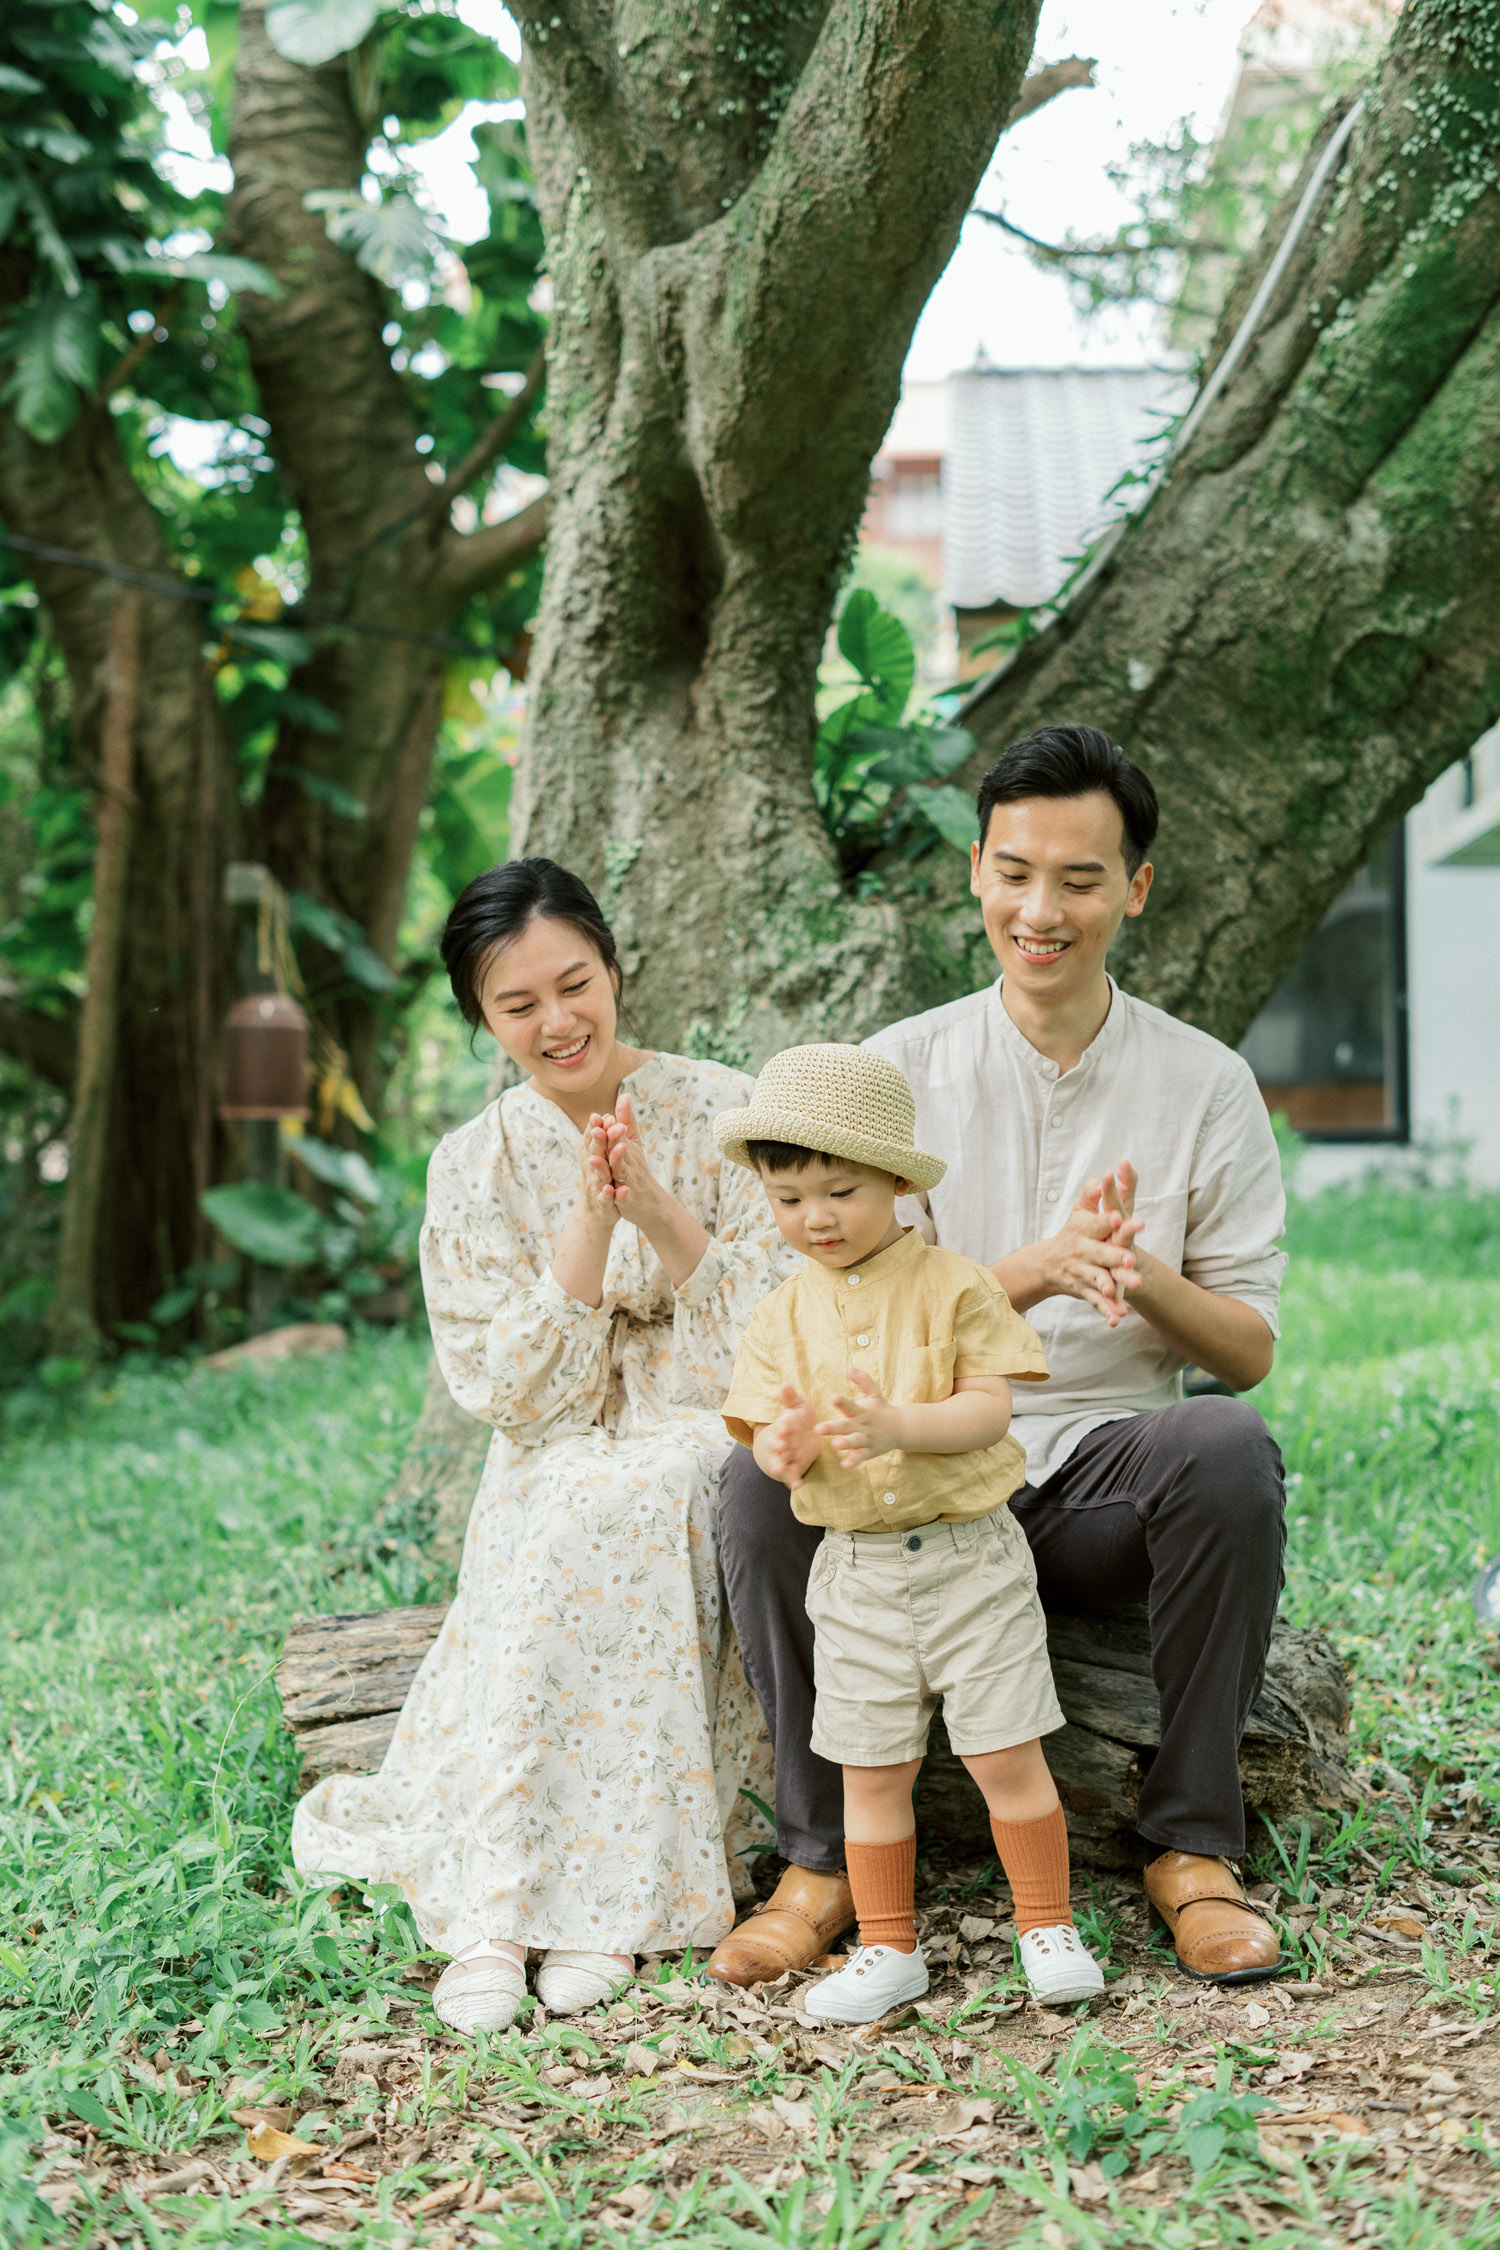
[291,1052,792,1958]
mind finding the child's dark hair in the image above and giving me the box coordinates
[440,858,625,1030]
[747,1139,828,1172]
[976,723,1159,874]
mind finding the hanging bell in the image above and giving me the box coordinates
[219,992,310,1120]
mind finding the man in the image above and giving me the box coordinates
[713,723,1288,1988]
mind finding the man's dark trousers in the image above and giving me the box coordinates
[717,1396,1286,1872]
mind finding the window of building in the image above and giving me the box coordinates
[886,471,942,539]
[1238,831,1408,1139]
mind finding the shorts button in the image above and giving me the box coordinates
[882,1492,896,1506]
[905,1535,922,1552]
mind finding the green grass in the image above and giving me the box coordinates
[2,1184,1500,2245]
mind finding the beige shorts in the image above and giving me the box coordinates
[805,1508,1065,1766]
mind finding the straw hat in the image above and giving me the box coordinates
[713,1043,946,1191]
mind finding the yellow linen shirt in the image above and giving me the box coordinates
[721,1226,1049,1531]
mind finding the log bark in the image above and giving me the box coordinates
[276,1599,1354,1867]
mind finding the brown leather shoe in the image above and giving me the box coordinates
[707,1866,856,1988]
[1144,1851,1288,1985]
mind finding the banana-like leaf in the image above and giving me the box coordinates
[0,286,99,442]
[836,587,915,719]
[304,187,436,287]
[266,0,382,67]
[289,1133,382,1206]
[911,784,981,855]
[118,248,281,298]
[200,1183,325,1268]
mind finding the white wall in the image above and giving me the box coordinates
[1293,767,1500,1194]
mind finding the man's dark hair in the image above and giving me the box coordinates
[976,723,1159,875]
[747,1139,826,1173]
[440,857,625,1030]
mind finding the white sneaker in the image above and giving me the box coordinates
[802,1943,929,2025]
[535,1950,633,2016]
[432,1940,527,2034]
[1019,1924,1106,2006]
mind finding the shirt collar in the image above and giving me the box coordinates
[992,974,1122,1085]
[801,1224,924,1292]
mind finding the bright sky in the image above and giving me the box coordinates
[407,0,1260,378]
[154,0,1259,473]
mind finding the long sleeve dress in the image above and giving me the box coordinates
[291,1052,793,1958]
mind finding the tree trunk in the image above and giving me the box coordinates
[511,1,1500,1063]
[953,6,1500,1043]
[0,409,233,1332]
[50,589,141,1352]
[510,1,1043,1054]
[226,0,547,1108]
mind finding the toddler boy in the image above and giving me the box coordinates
[715,1042,1105,2021]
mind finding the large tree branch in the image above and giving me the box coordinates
[1009,54,1096,126]
[0,998,77,1092]
[225,0,431,594]
[503,1,684,253]
[438,491,551,606]
[655,0,1042,543]
[430,346,547,526]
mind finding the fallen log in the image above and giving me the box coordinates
[276,1601,1354,1869]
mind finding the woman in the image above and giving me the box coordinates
[292,860,791,2032]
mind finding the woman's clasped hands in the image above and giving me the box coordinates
[556,1092,710,1304]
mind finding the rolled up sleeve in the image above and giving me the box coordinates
[1181,1057,1288,1337]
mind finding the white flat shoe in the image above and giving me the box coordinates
[432,1940,527,2034]
[535,1950,633,2016]
[1019,1923,1106,2006]
[802,1942,928,2025]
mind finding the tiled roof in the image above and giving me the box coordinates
[941,363,1192,610]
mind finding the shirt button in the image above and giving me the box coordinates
[847,1273,861,1287]
[882,1492,896,1506]
[856,1333,871,1348]
[1045,1189,1060,1203]
[1050,1116,1063,1129]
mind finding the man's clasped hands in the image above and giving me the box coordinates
[761,1158,1148,1491]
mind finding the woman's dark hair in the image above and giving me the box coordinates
[440,858,624,1030]
[976,723,1159,875]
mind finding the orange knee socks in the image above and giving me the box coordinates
[844,1834,918,1953]
[990,1807,1072,1934]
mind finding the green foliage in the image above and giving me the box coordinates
[0,0,275,443]
[199,1182,326,1269]
[815,592,978,879]
[304,184,438,289]
[267,0,384,68]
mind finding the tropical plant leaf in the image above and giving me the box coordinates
[836,587,915,719]
[304,187,437,287]
[265,0,382,68]
[284,765,367,820]
[0,285,100,442]
[289,1133,382,1207]
[118,248,281,297]
[0,65,44,96]
[911,783,981,854]
[200,1183,324,1268]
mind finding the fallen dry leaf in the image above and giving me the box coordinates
[232,2105,292,2133]
[246,2122,323,2167]
[1372,1915,1426,1941]
[622,2041,659,2077]
[411,2178,469,2214]
[138,2160,215,2199]
[321,2159,379,2184]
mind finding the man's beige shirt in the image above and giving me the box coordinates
[722,1225,1050,1531]
[864,977,1288,1488]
